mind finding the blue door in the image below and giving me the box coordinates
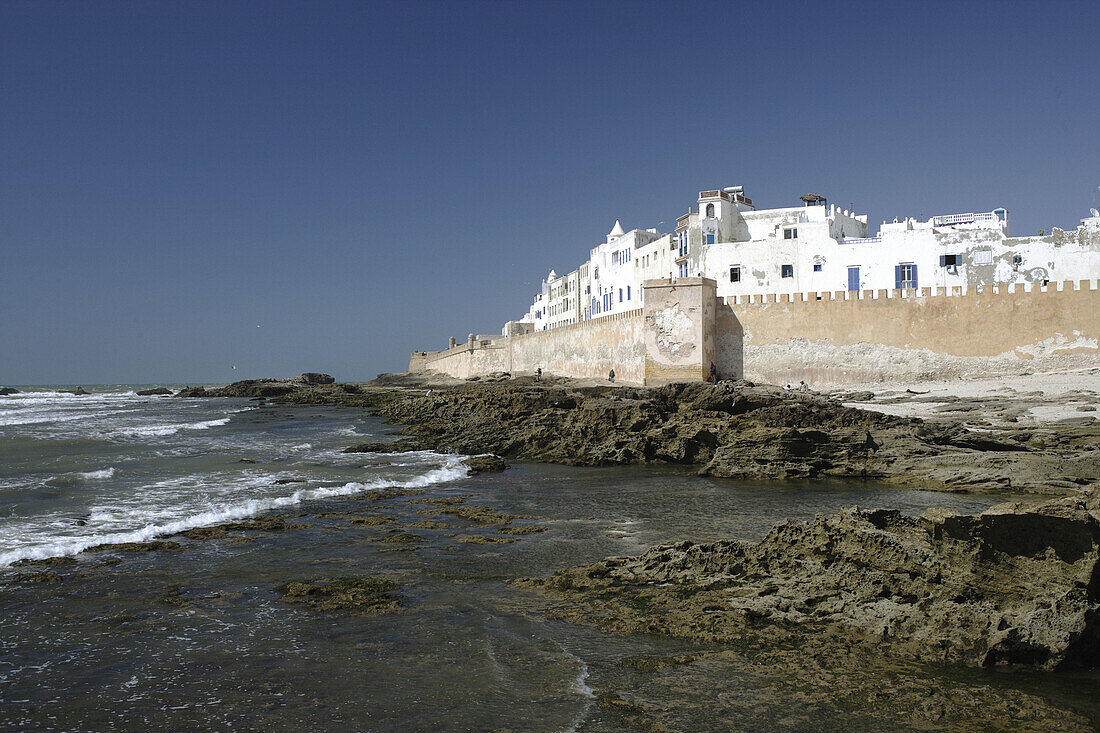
[847,266,860,291]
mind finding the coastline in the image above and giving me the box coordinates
[4,374,1097,729]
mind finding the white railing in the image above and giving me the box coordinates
[840,236,882,245]
[932,211,997,226]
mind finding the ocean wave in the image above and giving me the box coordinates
[0,454,468,567]
[110,417,231,438]
[44,468,116,486]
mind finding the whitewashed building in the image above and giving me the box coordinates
[508,186,1100,333]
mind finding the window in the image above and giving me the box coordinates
[626,286,631,300]
[939,254,960,267]
[619,288,623,302]
[730,266,741,283]
[677,262,688,277]
[895,263,918,289]
[1012,255,1023,265]
[781,264,794,278]
[813,263,822,272]
[973,250,993,265]
[705,234,715,245]
[784,228,798,240]
[705,203,715,218]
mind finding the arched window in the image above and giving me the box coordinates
[705,203,715,218]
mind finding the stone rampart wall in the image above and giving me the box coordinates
[417,310,645,383]
[726,279,1100,385]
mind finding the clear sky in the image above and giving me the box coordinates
[2,0,1098,385]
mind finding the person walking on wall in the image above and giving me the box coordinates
[535,367,542,383]
[608,368,615,383]
[709,361,717,383]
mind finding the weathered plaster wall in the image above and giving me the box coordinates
[413,278,743,385]
[725,280,1100,385]
[508,311,645,383]
[416,312,645,383]
[642,278,713,384]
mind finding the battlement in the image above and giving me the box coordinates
[725,279,1099,306]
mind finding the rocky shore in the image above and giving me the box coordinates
[183,372,1098,495]
[176,373,1099,679]
[516,491,1099,671]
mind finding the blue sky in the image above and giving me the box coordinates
[2,0,1098,384]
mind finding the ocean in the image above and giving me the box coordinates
[2,388,1093,730]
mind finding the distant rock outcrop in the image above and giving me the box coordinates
[300,372,335,385]
[136,387,172,396]
[0,387,20,396]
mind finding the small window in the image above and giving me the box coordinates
[813,263,822,272]
[781,264,794,278]
[1012,255,1023,265]
[784,228,798,240]
[973,250,993,265]
[705,203,715,218]
[619,289,623,302]
[626,286,631,300]
[939,254,960,267]
[730,266,741,283]
[705,234,715,245]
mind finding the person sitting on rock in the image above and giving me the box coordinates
[608,368,615,383]
[710,361,717,383]
[535,368,542,383]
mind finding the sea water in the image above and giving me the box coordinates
[2,388,1095,730]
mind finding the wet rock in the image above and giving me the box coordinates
[84,541,184,553]
[221,516,306,532]
[373,532,423,544]
[300,372,335,385]
[272,478,305,485]
[174,386,208,397]
[462,454,509,475]
[358,487,427,502]
[342,439,422,454]
[403,520,449,530]
[136,387,172,396]
[162,587,193,607]
[62,387,89,396]
[496,524,547,535]
[438,504,542,526]
[178,526,236,540]
[348,515,394,526]
[8,571,63,584]
[409,495,471,507]
[12,556,76,567]
[460,535,517,545]
[0,387,20,395]
[276,576,401,614]
[519,492,1100,671]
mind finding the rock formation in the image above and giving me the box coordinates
[517,491,1100,670]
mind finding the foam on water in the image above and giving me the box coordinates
[44,468,116,486]
[0,454,468,567]
[110,417,231,438]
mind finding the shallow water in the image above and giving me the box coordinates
[1,390,1095,730]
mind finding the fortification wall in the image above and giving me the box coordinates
[508,310,645,382]
[415,311,645,383]
[726,280,1100,385]
[411,279,742,385]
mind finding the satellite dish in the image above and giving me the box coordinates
[1091,208,1099,217]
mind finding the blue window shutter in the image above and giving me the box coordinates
[939,255,946,267]
[911,264,918,289]
[894,265,902,289]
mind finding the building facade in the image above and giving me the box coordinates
[507,186,1100,334]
